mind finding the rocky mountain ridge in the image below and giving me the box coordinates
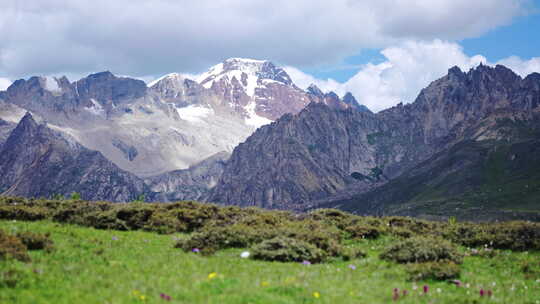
[0,58,369,202]
[209,64,540,218]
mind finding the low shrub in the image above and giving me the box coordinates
[251,236,326,263]
[0,230,30,262]
[0,206,48,221]
[521,260,540,279]
[15,232,54,252]
[380,237,463,264]
[308,209,357,229]
[175,224,266,253]
[406,261,461,281]
[0,269,27,288]
[345,224,382,239]
[452,222,540,251]
[340,247,367,261]
[144,210,186,234]
[389,227,414,238]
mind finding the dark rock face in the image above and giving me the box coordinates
[112,139,138,161]
[209,64,540,212]
[74,71,147,106]
[147,152,229,202]
[0,118,16,149]
[3,72,147,118]
[0,113,150,201]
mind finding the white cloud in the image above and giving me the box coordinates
[286,40,540,113]
[496,56,540,77]
[0,0,528,79]
[0,78,11,90]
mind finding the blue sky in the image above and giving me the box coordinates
[308,2,540,82]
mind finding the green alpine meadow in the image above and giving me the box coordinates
[1,197,540,303]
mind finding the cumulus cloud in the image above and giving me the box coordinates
[286,40,540,113]
[0,0,528,79]
[0,78,12,91]
[496,56,540,76]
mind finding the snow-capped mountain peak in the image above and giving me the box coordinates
[148,73,184,88]
[197,58,293,97]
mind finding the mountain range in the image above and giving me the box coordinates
[0,59,539,220]
[0,58,365,202]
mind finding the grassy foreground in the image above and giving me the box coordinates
[1,197,540,303]
[0,219,539,303]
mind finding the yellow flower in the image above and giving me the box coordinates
[313,291,321,299]
[139,295,146,301]
[208,272,218,279]
[132,290,140,296]
[261,281,270,287]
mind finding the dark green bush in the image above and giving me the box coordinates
[144,210,186,234]
[0,230,30,262]
[308,209,357,229]
[345,224,382,239]
[115,204,154,230]
[0,269,27,288]
[380,237,463,264]
[406,261,461,281]
[389,227,414,238]
[452,222,540,251]
[0,206,48,221]
[175,224,267,253]
[340,247,367,261]
[251,236,326,263]
[15,232,54,252]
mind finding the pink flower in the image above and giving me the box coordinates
[348,264,356,270]
[392,288,399,301]
[423,285,429,294]
[451,280,462,287]
[192,248,200,253]
[160,293,171,301]
[302,260,311,265]
[480,289,485,297]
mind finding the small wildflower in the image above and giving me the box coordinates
[451,280,462,287]
[392,288,399,301]
[139,295,147,301]
[132,290,141,296]
[260,281,270,287]
[240,251,250,258]
[412,285,418,291]
[480,289,485,297]
[487,290,493,297]
[160,293,171,301]
[423,285,429,294]
[302,260,311,265]
[192,248,200,253]
[466,283,470,288]
[436,288,442,293]
[313,291,320,299]
[492,282,496,287]
[208,272,217,280]
[348,264,356,270]
[402,290,408,296]
[112,236,119,241]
